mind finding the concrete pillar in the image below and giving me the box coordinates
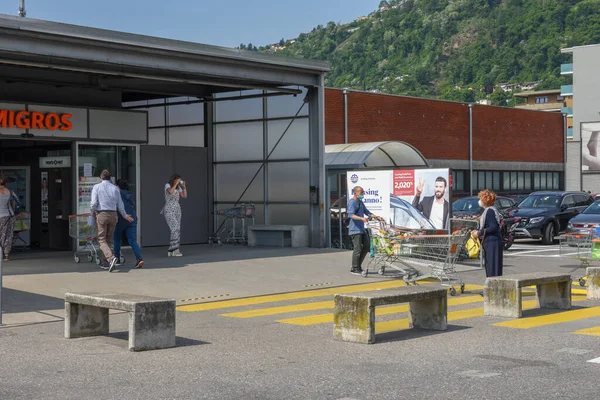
[64,302,109,339]
[409,296,448,331]
[128,302,176,352]
[484,279,522,318]
[333,295,374,344]
[537,281,571,310]
[308,77,326,248]
[587,267,600,300]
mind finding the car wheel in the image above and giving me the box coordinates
[542,222,555,245]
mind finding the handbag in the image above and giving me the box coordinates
[465,236,481,259]
[7,191,20,217]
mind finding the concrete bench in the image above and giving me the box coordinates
[587,267,600,300]
[248,225,309,248]
[333,286,447,344]
[484,272,571,318]
[65,293,176,352]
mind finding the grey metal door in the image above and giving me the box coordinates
[140,145,208,247]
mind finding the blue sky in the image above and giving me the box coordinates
[0,0,377,48]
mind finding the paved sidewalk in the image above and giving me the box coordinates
[0,244,482,326]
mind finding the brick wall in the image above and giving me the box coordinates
[325,88,564,164]
[472,105,564,163]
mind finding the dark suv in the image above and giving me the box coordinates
[512,191,593,244]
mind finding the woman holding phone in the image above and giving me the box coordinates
[163,173,187,257]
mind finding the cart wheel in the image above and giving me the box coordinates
[378,268,385,275]
[449,287,457,296]
[217,240,223,247]
[580,278,587,287]
[362,269,368,278]
[120,256,125,264]
[74,255,80,263]
[95,257,101,266]
[460,284,465,294]
[87,255,93,263]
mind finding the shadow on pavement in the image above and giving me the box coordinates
[107,331,209,348]
[2,244,345,276]
[1,287,63,314]
[376,324,471,343]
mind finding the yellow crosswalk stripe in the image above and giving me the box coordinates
[493,295,591,329]
[377,294,588,334]
[178,280,409,312]
[573,326,600,336]
[222,301,333,319]
[277,287,486,326]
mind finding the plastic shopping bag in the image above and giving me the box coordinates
[465,237,481,259]
[88,214,96,227]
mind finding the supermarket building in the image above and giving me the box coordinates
[0,15,328,251]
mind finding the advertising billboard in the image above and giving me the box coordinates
[347,168,451,231]
[582,122,600,171]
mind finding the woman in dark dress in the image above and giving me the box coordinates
[471,189,503,277]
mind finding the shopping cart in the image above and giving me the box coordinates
[366,220,469,295]
[209,203,256,246]
[558,232,598,287]
[67,214,125,265]
[12,212,30,250]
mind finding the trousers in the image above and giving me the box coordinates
[114,222,142,261]
[97,212,118,263]
[351,233,370,270]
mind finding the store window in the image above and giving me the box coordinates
[452,170,465,192]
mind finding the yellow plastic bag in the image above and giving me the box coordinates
[465,237,481,259]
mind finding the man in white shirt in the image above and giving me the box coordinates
[412,176,449,230]
[90,170,133,272]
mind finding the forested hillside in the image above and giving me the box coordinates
[256,0,600,103]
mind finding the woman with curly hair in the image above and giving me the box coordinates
[471,189,503,277]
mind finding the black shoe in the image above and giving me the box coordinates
[350,269,363,276]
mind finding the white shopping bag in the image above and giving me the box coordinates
[88,214,96,227]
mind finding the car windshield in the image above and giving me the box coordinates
[390,195,435,230]
[452,198,481,212]
[583,202,600,215]
[518,195,561,209]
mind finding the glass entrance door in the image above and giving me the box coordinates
[76,143,140,243]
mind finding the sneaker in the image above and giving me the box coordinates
[135,259,144,269]
[108,257,118,273]
[172,249,183,257]
[100,265,109,270]
[114,257,122,267]
[350,269,363,276]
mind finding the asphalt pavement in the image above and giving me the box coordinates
[1,242,600,399]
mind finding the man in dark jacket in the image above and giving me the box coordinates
[412,176,449,230]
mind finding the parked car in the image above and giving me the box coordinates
[567,200,600,235]
[512,191,594,244]
[452,195,516,218]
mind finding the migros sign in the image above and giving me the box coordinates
[0,109,73,131]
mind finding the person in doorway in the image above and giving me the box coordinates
[90,170,133,272]
[0,174,17,261]
[471,189,503,278]
[113,180,143,269]
[163,174,187,257]
[412,176,449,230]
[347,186,381,275]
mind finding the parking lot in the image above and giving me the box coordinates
[1,243,600,399]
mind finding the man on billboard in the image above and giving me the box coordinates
[412,176,449,230]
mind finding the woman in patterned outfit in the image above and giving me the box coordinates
[0,174,16,261]
[163,174,187,256]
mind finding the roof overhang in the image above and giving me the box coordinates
[0,14,329,102]
[325,141,429,170]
